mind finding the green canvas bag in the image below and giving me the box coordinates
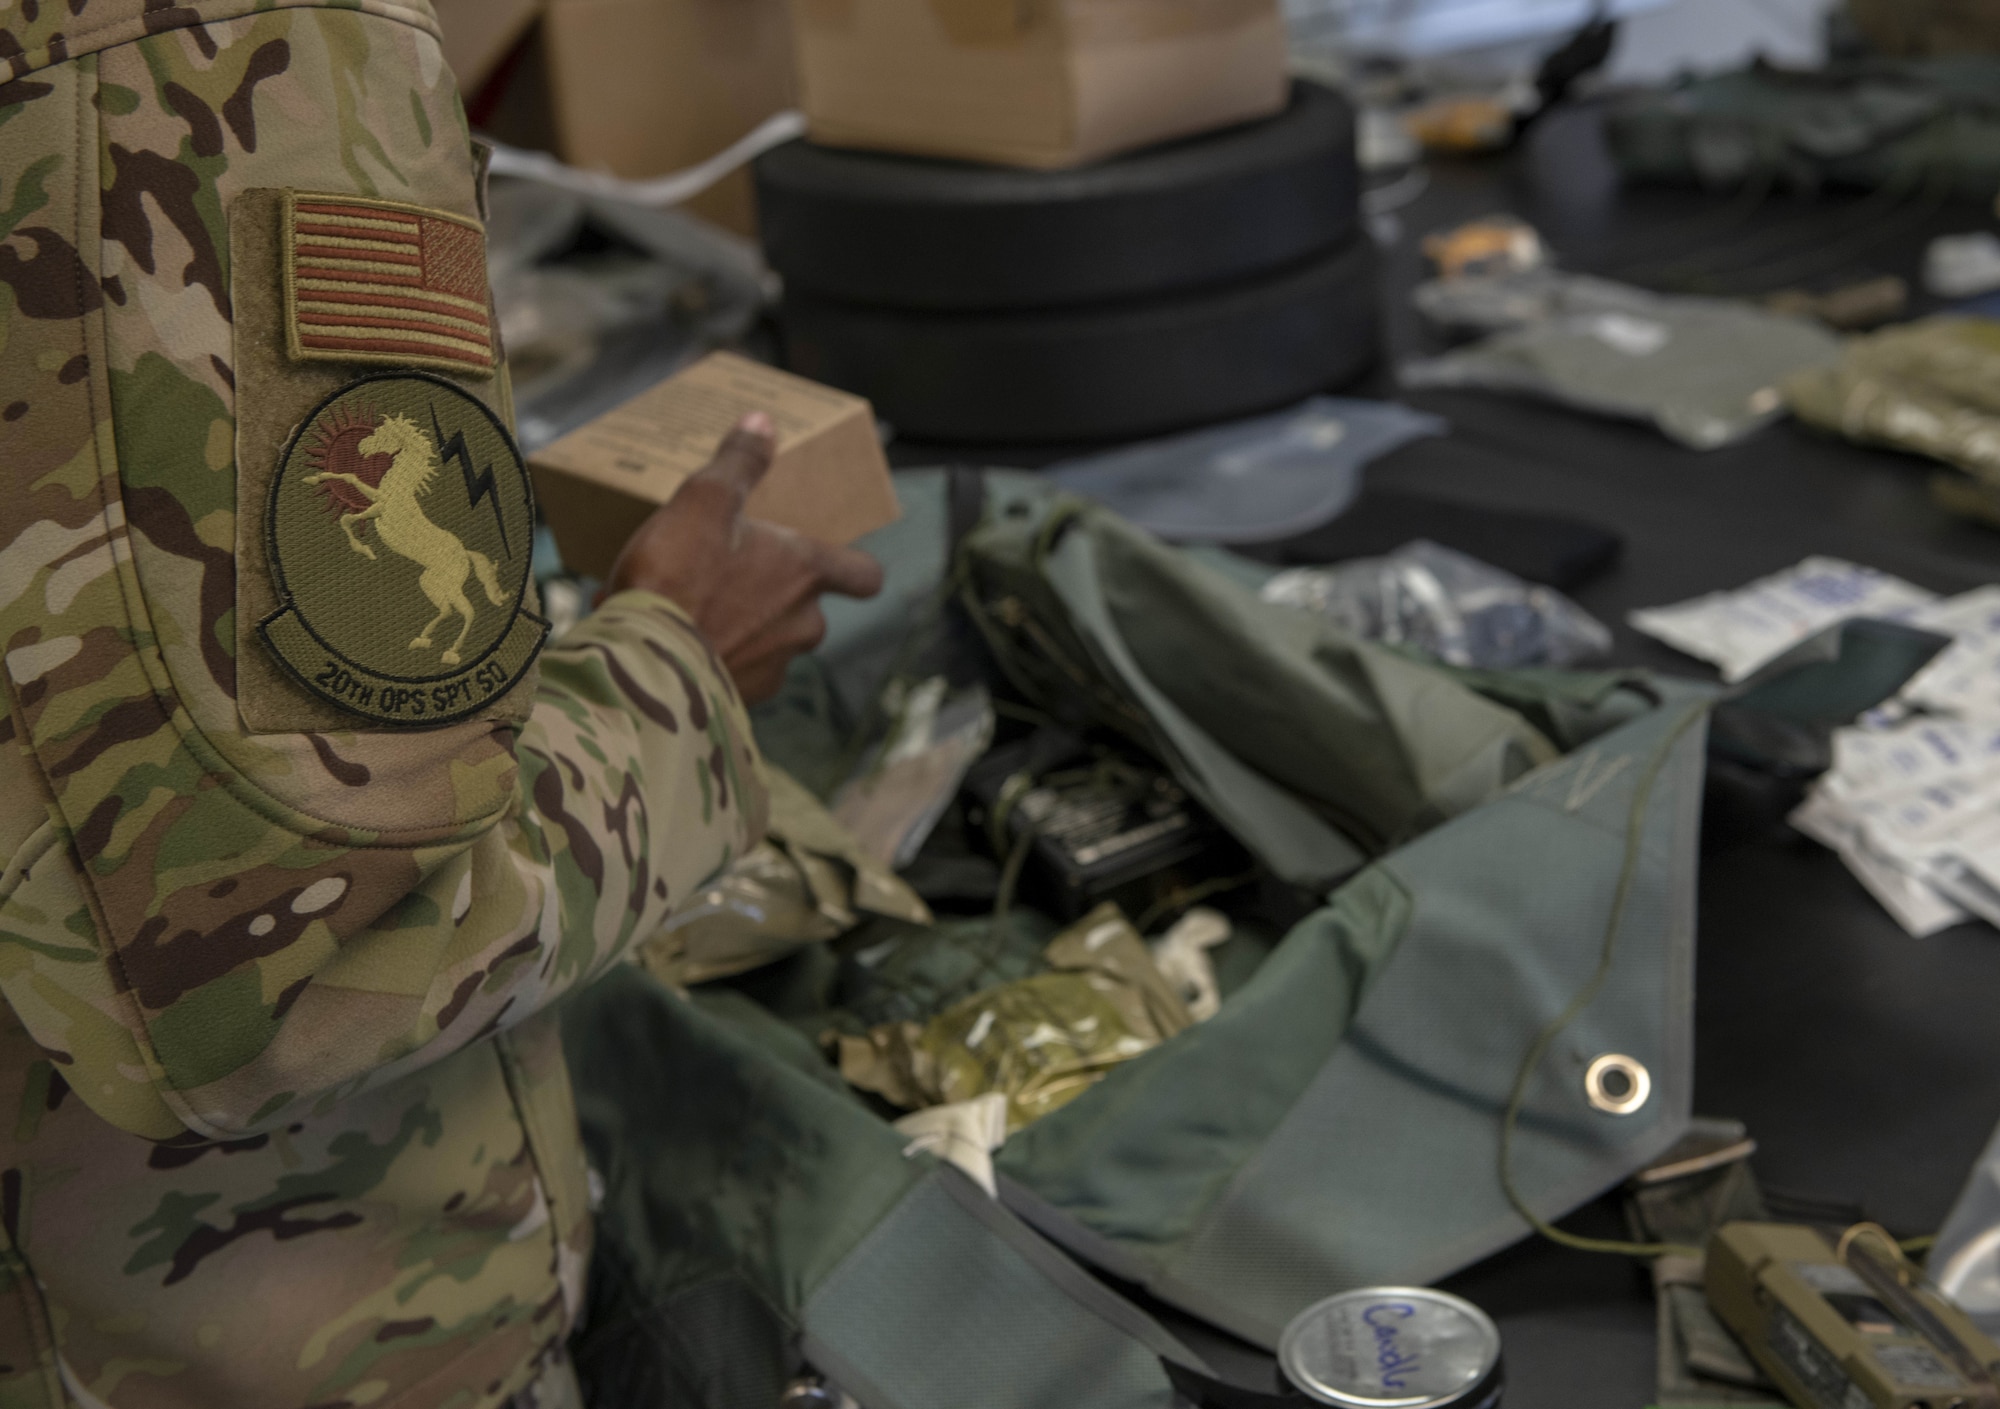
[1605,55,2000,201]
[563,471,1712,1405]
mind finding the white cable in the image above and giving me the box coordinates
[482,109,809,208]
[1362,164,1430,216]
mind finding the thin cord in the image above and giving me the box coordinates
[1133,870,1259,935]
[1497,701,1711,1260]
[1837,1221,1907,1271]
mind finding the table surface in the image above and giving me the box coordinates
[929,97,2000,1409]
[1351,100,2000,1409]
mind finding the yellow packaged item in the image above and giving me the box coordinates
[837,904,1192,1131]
[1420,214,1545,280]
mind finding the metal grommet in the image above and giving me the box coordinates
[780,1379,844,1409]
[1584,1053,1652,1115]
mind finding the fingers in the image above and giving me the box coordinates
[809,540,886,600]
[732,598,828,662]
[741,521,884,602]
[732,659,791,706]
[727,602,828,703]
[688,412,777,507]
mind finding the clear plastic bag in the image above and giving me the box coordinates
[1932,1116,2000,1338]
[1045,397,1445,544]
[1261,539,1613,670]
[832,679,996,869]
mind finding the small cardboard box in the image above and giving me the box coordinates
[529,353,899,579]
[789,0,1288,169]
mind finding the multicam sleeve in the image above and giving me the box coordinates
[0,2,767,1143]
[507,593,769,1002]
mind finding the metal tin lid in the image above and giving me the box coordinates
[1278,1288,1502,1409]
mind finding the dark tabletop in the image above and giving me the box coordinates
[1360,99,2000,1409]
[899,94,2000,1408]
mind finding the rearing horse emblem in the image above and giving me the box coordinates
[303,412,508,666]
[263,374,544,728]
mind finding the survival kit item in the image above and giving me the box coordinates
[962,731,1243,923]
[527,351,899,578]
[1164,1288,1504,1409]
[1706,1222,2000,1409]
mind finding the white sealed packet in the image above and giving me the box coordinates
[1639,559,2000,936]
[1796,716,2000,937]
[1902,587,2000,720]
[1629,557,1936,682]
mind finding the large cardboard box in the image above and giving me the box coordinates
[789,0,1288,168]
[536,0,797,234]
[433,0,543,95]
[529,353,899,579]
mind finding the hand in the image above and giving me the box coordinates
[604,412,885,703]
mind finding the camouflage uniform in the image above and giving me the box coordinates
[0,3,767,1406]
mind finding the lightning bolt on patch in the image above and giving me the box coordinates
[260,371,546,728]
[433,402,511,557]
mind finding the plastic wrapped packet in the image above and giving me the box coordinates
[1810,789,2000,940]
[1148,908,1231,1023]
[646,844,845,987]
[1261,540,1612,670]
[1628,557,1937,683]
[837,904,1192,1132]
[1762,276,1908,332]
[1045,397,1446,545]
[1783,318,2000,522]
[1898,587,2000,720]
[640,768,931,988]
[1413,266,1661,334]
[1781,588,2000,940]
[1420,215,1546,280]
[1788,786,1971,938]
[1042,904,1196,1043]
[1403,96,1516,155]
[767,768,934,926]
[1926,232,2000,299]
[835,912,1057,1032]
[1784,652,2000,941]
[892,1093,1011,1196]
[1931,1117,2000,1340]
[1403,279,1840,449]
[833,678,995,869]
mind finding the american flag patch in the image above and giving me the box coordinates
[282,191,497,377]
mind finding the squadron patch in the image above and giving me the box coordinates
[261,373,547,727]
[282,191,498,376]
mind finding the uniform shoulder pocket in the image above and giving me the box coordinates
[229,188,544,733]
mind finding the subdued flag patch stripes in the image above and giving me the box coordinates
[282,191,497,377]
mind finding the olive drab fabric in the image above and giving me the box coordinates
[1849,0,2000,58]
[958,482,1559,885]
[561,472,1711,1398]
[1604,54,2000,201]
[0,4,767,1407]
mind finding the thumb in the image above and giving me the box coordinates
[690,412,777,509]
